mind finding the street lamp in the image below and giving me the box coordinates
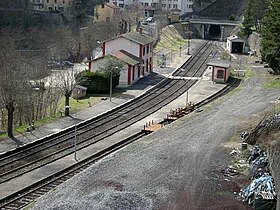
[186,88,189,106]
[187,33,191,55]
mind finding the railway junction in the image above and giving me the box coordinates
[0,40,278,209]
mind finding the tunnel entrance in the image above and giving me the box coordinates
[208,25,221,39]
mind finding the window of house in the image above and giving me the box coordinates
[147,45,149,54]
[48,6,53,10]
[101,4,105,8]
[63,0,65,4]
[47,0,49,3]
[217,69,224,79]
[55,0,57,3]
[143,46,145,56]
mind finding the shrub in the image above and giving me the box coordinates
[76,70,120,94]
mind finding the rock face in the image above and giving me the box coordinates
[269,141,280,210]
[197,0,245,19]
[248,32,262,57]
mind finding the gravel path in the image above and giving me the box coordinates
[31,65,279,209]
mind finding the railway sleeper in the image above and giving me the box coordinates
[2,206,18,210]
[21,197,34,202]
[31,192,45,197]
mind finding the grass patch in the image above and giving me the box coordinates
[154,25,188,53]
[245,70,256,78]
[0,94,105,140]
[57,94,103,114]
[263,77,280,89]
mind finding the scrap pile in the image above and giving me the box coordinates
[241,146,277,209]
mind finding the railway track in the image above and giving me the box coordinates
[0,41,233,209]
[0,76,239,210]
[0,131,148,210]
[0,41,217,184]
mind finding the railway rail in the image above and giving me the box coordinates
[0,75,239,210]
[0,41,217,184]
[0,41,234,209]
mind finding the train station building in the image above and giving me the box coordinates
[88,31,154,87]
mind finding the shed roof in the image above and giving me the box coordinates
[227,35,244,42]
[110,50,142,66]
[104,2,119,9]
[121,31,154,45]
[207,61,231,68]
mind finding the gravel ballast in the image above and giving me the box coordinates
[31,66,279,210]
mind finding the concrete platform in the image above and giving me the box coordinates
[0,40,227,200]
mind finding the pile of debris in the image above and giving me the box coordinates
[240,146,277,209]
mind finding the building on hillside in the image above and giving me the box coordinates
[30,0,73,13]
[207,61,231,83]
[226,35,245,53]
[167,9,181,23]
[94,2,120,22]
[88,31,154,86]
[108,0,193,16]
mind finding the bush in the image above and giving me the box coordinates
[76,70,120,94]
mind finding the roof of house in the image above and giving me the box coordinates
[110,50,142,66]
[104,2,119,9]
[227,35,244,42]
[207,61,231,68]
[121,31,154,45]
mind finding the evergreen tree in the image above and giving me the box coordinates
[251,0,270,31]
[243,0,254,37]
[242,0,270,36]
[261,0,280,73]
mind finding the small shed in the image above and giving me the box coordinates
[208,61,231,83]
[227,35,245,53]
[72,85,87,99]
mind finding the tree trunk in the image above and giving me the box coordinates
[65,94,71,116]
[6,103,15,138]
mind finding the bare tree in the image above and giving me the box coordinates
[0,35,39,137]
[54,67,86,116]
[49,25,83,62]
[80,21,120,61]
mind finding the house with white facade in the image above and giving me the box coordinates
[89,31,154,87]
[108,0,193,15]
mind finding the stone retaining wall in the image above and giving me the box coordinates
[269,140,280,210]
[248,32,261,57]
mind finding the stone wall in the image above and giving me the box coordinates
[248,32,261,57]
[269,140,280,210]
